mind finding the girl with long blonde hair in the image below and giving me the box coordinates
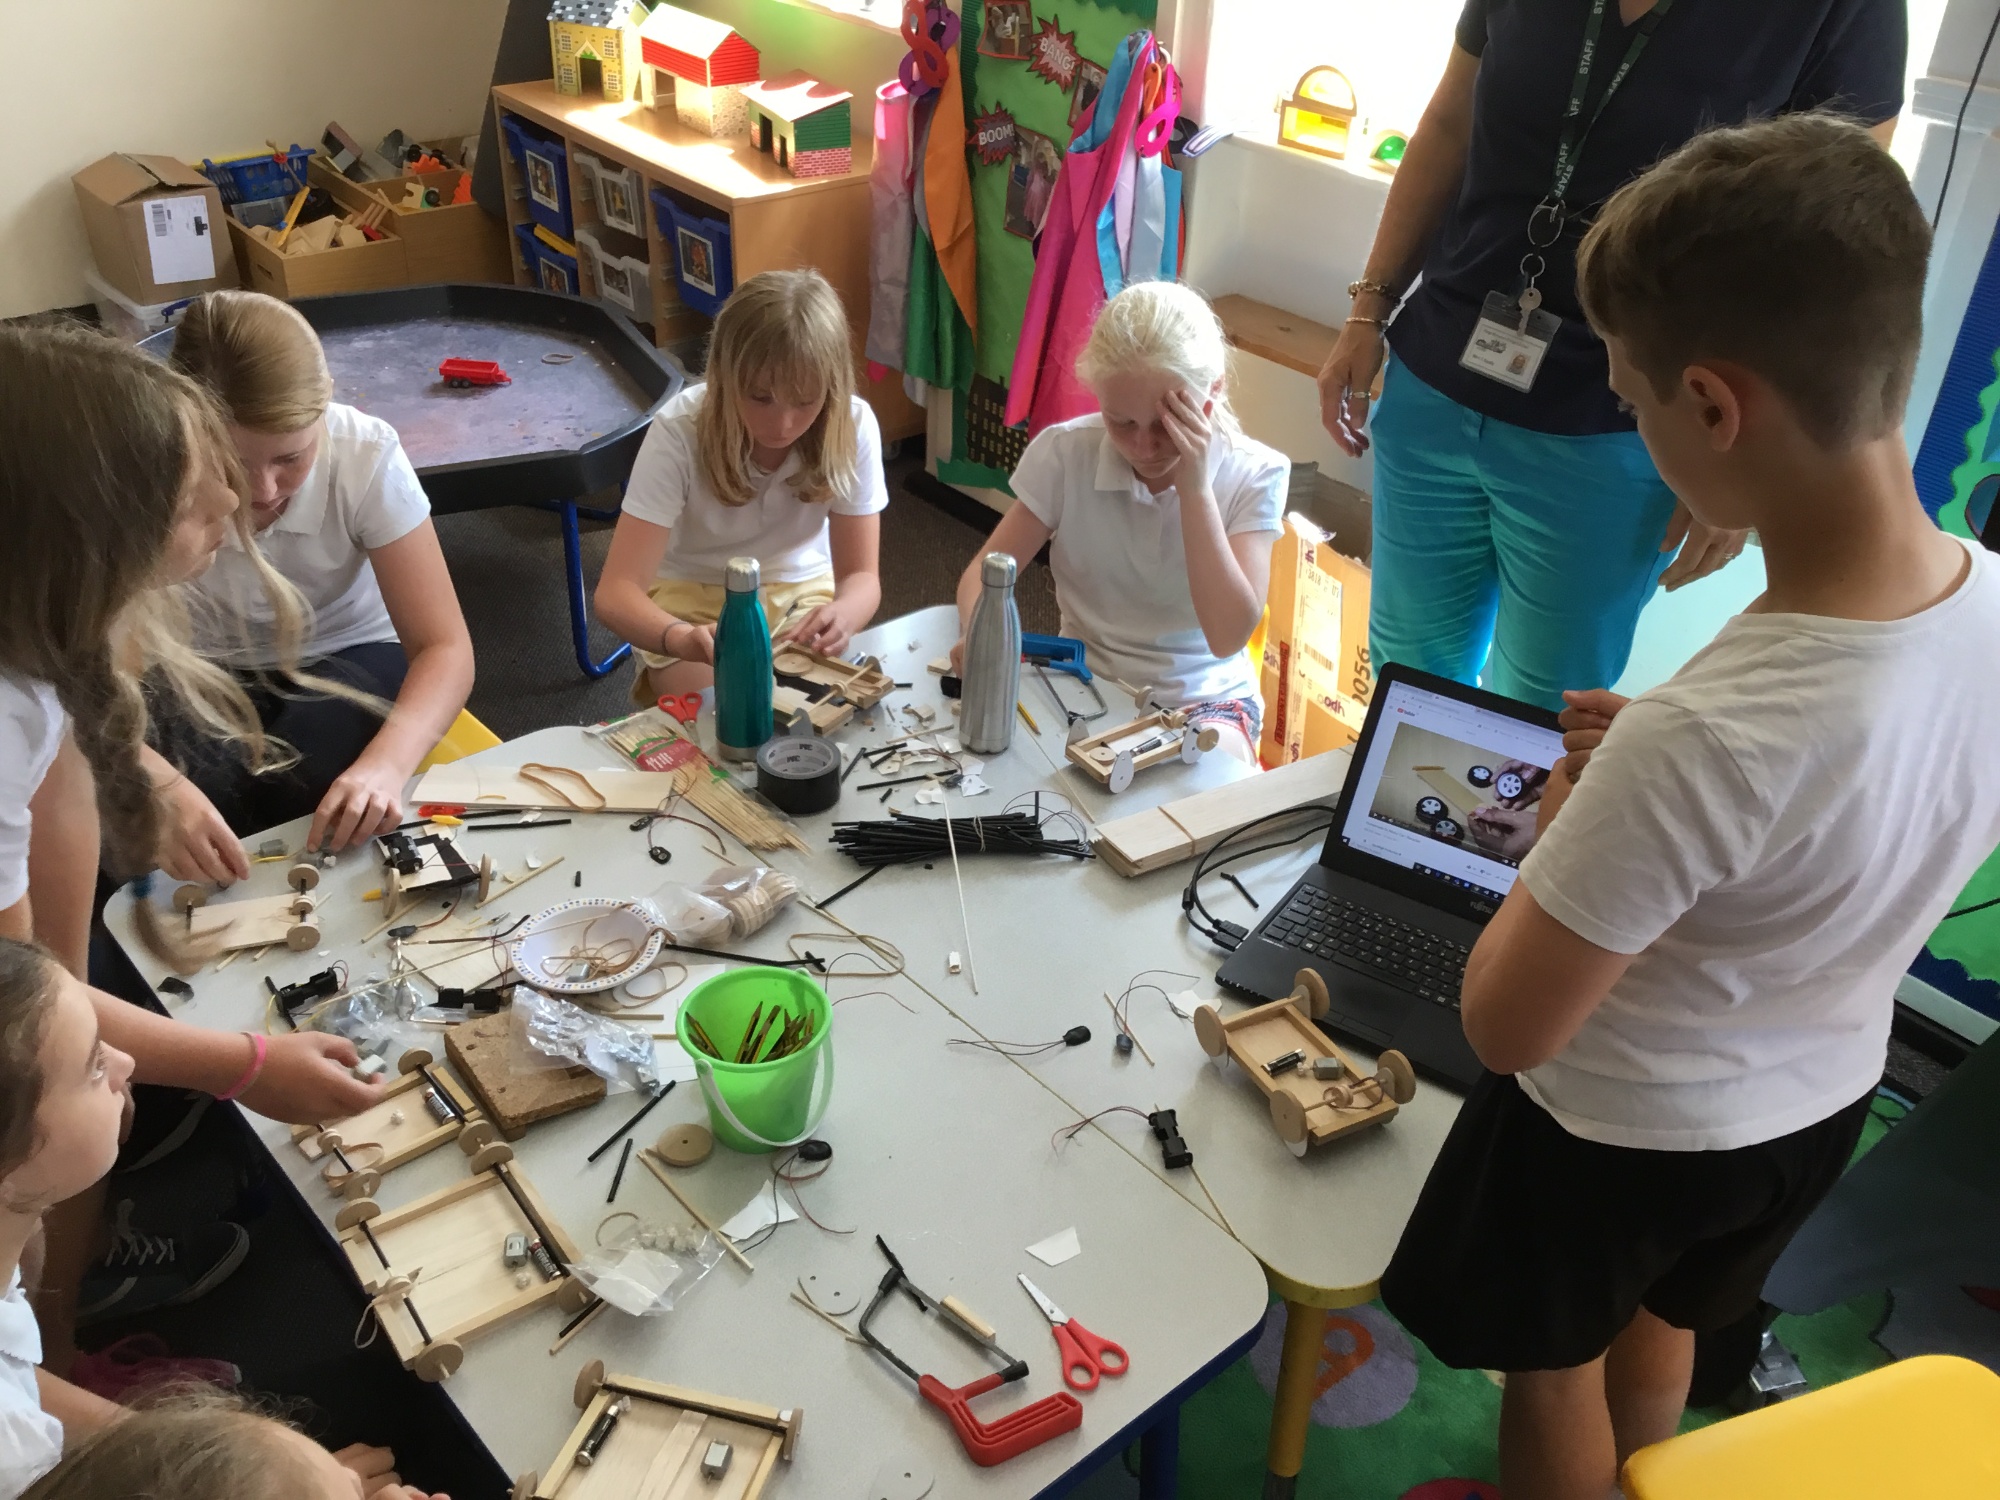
[951,281,1288,759]
[162,291,474,864]
[595,269,886,699]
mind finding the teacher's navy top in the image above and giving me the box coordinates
[1387,0,1905,436]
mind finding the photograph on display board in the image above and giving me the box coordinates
[1070,58,1109,132]
[1004,125,1062,239]
[526,152,561,213]
[677,226,718,294]
[1366,723,1552,864]
[981,0,1036,59]
[539,258,574,296]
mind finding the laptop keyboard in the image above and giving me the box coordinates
[1263,890,1470,1009]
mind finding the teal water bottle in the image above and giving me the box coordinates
[713,556,773,763]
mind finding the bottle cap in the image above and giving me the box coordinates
[980,552,1017,588]
[724,557,761,593]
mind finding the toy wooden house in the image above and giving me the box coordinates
[548,0,650,103]
[742,72,854,179]
[639,5,761,137]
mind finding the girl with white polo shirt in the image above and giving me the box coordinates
[154,291,475,870]
[951,282,1288,760]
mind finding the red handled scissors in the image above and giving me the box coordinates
[1018,1275,1128,1392]
[656,693,702,726]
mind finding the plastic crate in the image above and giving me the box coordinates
[84,266,182,343]
[576,226,652,322]
[650,188,732,318]
[199,146,312,208]
[501,116,573,239]
[575,149,645,237]
[516,223,578,296]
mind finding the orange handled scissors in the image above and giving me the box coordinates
[1018,1275,1128,1392]
[656,693,702,726]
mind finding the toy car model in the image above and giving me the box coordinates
[438,358,511,388]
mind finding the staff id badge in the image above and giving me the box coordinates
[1460,289,1561,393]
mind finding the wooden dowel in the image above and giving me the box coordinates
[636,1148,753,1272]
[478,855,566,909]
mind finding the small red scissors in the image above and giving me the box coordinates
[1018,1275,1128,1392]
[656,693,702,726]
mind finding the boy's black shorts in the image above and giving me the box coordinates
[1379,1070,1871,1373]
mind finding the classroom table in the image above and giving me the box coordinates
[105,606,1462,1499]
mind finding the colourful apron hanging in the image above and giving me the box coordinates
[866,80,916,379]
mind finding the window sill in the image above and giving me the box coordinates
[769,0,909,36]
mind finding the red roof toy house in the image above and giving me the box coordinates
[639,5,760,137]
[742,72,854,180]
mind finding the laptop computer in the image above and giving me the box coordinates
[1216,663,1566,1089]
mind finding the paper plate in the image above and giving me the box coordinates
[510,899,665,995]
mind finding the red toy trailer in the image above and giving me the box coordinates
[438,358,510,388]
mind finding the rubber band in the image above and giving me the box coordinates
[519,764,608,811]
[216,1033,268,1102]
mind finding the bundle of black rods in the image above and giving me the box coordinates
[829,810,1093,868]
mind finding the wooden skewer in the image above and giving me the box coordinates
[636,1148,753,1272]
[790,1290,866,1344]
[547,1296,608,1355]
[478,855,566,909]
[363,893,420,943]
[1103,991,1156,1066]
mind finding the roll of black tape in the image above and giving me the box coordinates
[755,736,843,814]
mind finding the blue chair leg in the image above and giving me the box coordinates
[555,498,631,679]
[1138,1404,1180,1500]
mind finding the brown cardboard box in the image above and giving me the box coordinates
[307,160,512,284]
[72,154,239,304]
[225,214,408,300]
[1259,512,1374,767]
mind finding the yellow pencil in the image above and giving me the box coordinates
[1017,701,1041,734]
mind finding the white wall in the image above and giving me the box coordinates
[0,0,508,318]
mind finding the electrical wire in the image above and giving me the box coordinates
[1050,1104,1152,1153]
[1933,2,2000,232]
[1943,894,2000,920]
[1181,807,1339,951]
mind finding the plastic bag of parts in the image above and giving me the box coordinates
[569,1225,722,1316]
[649,866,799,946]
[303,974,426,1061]
[512,990,658,1092]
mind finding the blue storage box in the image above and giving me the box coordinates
[650,187,733,318]
[516,224,578,297]
[200,146,312,208]
[502,116,573,239]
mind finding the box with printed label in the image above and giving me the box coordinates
[72,154,239,304]
[1259,512,1373,768]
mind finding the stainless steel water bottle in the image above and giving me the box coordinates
[961,552,1022,755]
[713,556,774,763]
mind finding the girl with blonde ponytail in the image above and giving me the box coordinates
[950,281,1288,759]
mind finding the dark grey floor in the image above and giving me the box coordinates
[440,454,1058,739]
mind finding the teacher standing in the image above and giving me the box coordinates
[1318,0,1906,708]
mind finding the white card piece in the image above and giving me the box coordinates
[1169,989,1201,1019]
[959,775,990,797]
[650,1039,698,1084]
[720,1183,798,1241]
[915,788,942,805]
[142,194,218,284]
[1026,1227,1081,1266]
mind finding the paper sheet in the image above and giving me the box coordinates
[1026,1227,1081,1266]
[720,1183,799,1241]
[1169,989,1202,1019]
[143,194,218,283]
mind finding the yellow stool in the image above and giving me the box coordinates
[415,709,501,773]
[1622,1355,2000,1499]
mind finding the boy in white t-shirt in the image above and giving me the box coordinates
[1380,116,2000,1500]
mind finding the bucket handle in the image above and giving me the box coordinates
[693,1038,836,1151]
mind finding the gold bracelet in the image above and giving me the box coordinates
[1347,277,1400,301]
[1346,315,1387,328]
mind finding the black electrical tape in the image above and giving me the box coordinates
[755,736,843,814]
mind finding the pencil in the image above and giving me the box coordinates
[1017,701,1041,734]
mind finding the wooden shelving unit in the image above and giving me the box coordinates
[492,79,922,441]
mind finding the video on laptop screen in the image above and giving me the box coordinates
[1339,680,1568,905]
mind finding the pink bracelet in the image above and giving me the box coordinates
[216,1033,268,1102]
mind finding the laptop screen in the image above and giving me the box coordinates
[1335,677,1569,907]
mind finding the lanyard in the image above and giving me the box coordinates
[1551,0,1674,206]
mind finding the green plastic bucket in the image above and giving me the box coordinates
[676,967,834,1153]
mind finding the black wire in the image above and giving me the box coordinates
[1181,807,1338,949]
[1934,3,2000,232]
[1943,894,2000,920]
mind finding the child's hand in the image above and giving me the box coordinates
[1159,386,1216,498]
[1558,689,1630,779]
[157,776,250,885]
[332,1443,449,1500]
[311,760,407,854]
[665,620,716,665]
[778,602,860,658]
[238,1033,387,1123]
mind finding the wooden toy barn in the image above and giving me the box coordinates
[547,0,649,103]
[639,5,760,137]
[742,72,853,179]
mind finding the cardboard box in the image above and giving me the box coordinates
[225,214,408,301]
[1259,512,1374,767]
[307,160,511,284]
[72,154,238,304]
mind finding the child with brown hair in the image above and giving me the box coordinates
[1380,114,2000,1500]
[595,269,886,699]
[163,290,475,862]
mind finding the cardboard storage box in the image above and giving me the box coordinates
[226,212,408,300]
[1259,512,1374,767]
[307,160,511,284]
[72,154,238,304]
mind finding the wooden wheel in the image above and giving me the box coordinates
[468,1141,515,1173]
[285,922,320,952]
[334,1198,380,1230]
[657,1122,713,1167]
[458,1120,499,1153]
[557,1276,593,1314]
[1194,725,1221,754]
[1376,1049,1417,1105]
[396,1048,435,1076]
[172,883,208,913]
[413,1340,463,1383]
[509,1474,538,1500]
[1270,1089,1310,1147]
[288,862,321,893]
[316,1128,345,1154]
[1193,1003,1227,1058]
[342,1169,382,1201]
[573,1358,606,1410]
[289,893,318,918]
[1292,968,1331,1020]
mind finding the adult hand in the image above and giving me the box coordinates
[238,1032,385,1123]
[157,776,250,886]
[1658,502,1750,591]
[776,600,863,658]
[1159,386,1216,499]
[309,760,406,854]
[1557,688,1630,779]
[1317,321,1387,458]
[1468,804,1539,860]
[1490,759,1548,810]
